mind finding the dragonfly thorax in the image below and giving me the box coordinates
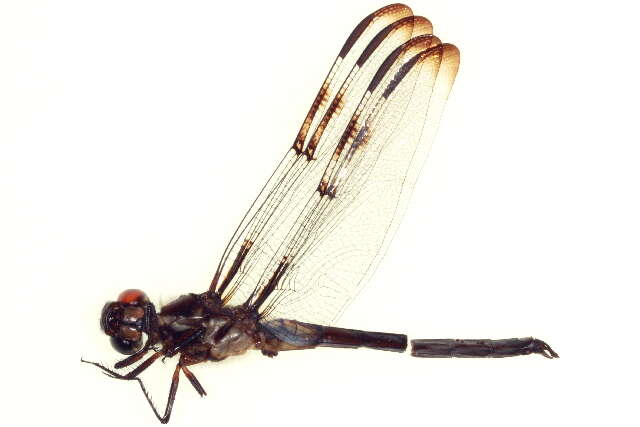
[156,295,264,362]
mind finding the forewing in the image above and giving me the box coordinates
[210,6,458,331]
[210,5,429,299]
[255,42,460,326]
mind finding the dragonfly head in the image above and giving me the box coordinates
[101,289,154,355]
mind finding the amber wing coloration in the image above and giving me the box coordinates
[209,4,459,328]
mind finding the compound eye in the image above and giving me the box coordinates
[110,336,143,355]
[100,302,120,335]
[117,289,149,305]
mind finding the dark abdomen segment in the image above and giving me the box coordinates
[318,325,407,352]
[411,337,559,359]
[261,319,407,352]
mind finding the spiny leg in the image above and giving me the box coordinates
[148,360,182,424]
[139,354,207,423]
[83,352,207,423]
[103,358,182,424]
[82,352,171,423]
[81,351,162,380]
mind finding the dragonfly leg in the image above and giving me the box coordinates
[115,358,182,424]
[82,351,162,379]
[410,337,559,358]
[139,354,206,423]
[114,345,150,369]
[180,355,207,397]
[147,359,182,424]
[84,352,204,424]
[82,352,176,423]
[164,327,205,358]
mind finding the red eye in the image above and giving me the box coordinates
[117,289,149,305]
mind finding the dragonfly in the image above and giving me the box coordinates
[83,3,558,424]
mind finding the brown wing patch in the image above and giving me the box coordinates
[217,239,253,298]
[293,79,332,154]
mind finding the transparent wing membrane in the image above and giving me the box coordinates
[210,3,420,297]
[209,4,459,328]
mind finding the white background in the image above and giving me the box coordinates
[1,1,639,426]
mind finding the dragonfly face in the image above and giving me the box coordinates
[101,289,153,355]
